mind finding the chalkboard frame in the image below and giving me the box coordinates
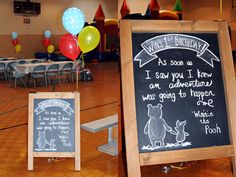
[120,20,236,177]
[28,92,80,171]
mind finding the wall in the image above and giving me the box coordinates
[184,0,236,50]
[118,0,236,50]
[2,0,236,58]
[0,0,117,58]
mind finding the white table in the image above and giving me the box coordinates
[0,57,15,61]
[0,59,42,67]
[15,61,77,74]
[0,60,17,66]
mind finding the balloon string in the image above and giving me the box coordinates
[72,35,79,58]
[72,35,79,46]
[81,53,86,68]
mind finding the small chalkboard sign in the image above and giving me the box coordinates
[28,92,80,171]
[120,20,236,177]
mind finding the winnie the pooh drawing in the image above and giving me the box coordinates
[144,103,174,148]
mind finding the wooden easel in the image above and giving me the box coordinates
[120,20,236,177]
[28,92,80,171]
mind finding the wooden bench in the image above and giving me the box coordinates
[81,114,118,156]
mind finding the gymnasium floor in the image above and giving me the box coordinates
[0,61,118,177]
[1,60,235,177]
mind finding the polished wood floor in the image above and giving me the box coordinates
[0,61,118,177]
[0,61,234,177]
[119,158,233,177]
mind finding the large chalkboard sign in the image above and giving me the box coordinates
[120,20,236,177]
[133,32,230,153]
[28,92,80,171]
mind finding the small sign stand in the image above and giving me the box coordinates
[120,20,236,177]
[28,92,80,171]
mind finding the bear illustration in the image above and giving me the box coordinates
[36,130,49,151]
[144,103,173,148]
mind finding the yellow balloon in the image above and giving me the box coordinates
[15,44,22,53]
[78,26,100,53]
[47,44,55,53]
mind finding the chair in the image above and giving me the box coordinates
[31,60,43,63]
[0,63,5,80]
[6,61,17,80]
[8,65,27,88]
[7,61,17,67]
[60,63,73,83]
[18,60,27,64]
[1,58,9,61]
[30,65,47,88]
[46,64,60,86]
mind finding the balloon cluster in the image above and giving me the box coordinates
[42,30,55,54]
[59,7,100,60]
[11,32,21,53]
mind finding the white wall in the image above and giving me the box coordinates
[0,0,118,35]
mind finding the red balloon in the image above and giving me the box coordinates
[59,33,81,60]
[12,39,19,46]
[42,38,51,47]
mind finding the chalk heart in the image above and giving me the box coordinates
[59,33,81,60]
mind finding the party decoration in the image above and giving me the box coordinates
[42,30,53,53]
[62,7,85,35]
[47,44,55,53]
[44,30,51,38]
[12,39,19,46]
[78,26,100,53]
[59,33,81,60]
[11,32,18,40]
[15,44,22,53]
[11,32,21,54]
[42,38,51,47]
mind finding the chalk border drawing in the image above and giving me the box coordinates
[34,99,74,115]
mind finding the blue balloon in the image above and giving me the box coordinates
[44,30,51,38]
[11,32,18,40]
[62,7,85,35]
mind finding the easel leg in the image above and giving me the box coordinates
[232,158,236,177]
[75,155,80,171]
[28,156,33,171]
